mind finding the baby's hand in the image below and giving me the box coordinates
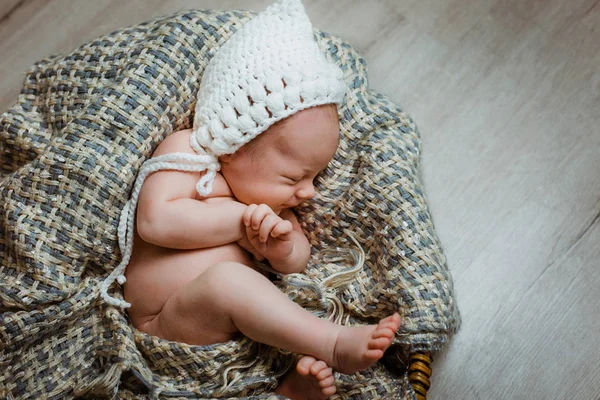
[242,204,295,265]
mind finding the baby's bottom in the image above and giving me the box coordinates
[137,261,401,377]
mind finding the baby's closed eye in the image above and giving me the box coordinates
[283,175,301,184]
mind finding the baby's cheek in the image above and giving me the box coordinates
[250,184,290,211]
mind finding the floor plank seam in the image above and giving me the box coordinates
[0,0,30,27]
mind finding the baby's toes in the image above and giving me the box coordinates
[372,327,395,339]
[368,336,393,351]
[315,365,333,381]
[318,374,335,388]
[309,360,330,376]
[322,384,337,397]
[296,355,317,376]
[382,313,401,330]
[364,348,385,363]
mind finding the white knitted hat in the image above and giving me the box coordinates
[101,0,346,308]
[190,0,347,194]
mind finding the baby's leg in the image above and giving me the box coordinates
[142,261,401,374]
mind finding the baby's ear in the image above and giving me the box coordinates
[219,153,233,163]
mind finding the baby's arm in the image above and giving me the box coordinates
[136,129,246,249]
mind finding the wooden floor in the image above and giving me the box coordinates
[1,0,599,398]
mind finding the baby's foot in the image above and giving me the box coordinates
[332,313,401,374]
[275,356,336,400]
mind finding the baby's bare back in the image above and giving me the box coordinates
[123,130,254,328]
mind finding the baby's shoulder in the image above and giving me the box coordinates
[152,129,195,158]
[153,129,234,200]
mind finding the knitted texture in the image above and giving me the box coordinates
[192,0,346,158]
[0,9,460,400]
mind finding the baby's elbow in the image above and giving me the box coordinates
[136,217,157,244]
[136,205,164,245]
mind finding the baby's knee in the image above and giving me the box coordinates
[196,262,268,311]
[200,261,260,291]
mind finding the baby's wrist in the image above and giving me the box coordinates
[269,234,310,274]
[268,244,296,271]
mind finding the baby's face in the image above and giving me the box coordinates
[219,104,340,214]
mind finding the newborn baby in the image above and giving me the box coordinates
[100,0,401,398]
[125,104,400,399]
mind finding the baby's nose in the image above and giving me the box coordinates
[297,184,315,200]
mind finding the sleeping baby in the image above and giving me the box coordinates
[101,1,401,398]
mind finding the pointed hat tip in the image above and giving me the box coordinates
[266,0,305,14]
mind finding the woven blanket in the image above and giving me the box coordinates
[0,9,460,399]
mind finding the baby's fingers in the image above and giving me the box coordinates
[243,204,259,227]
[245,225,258,242]
[271,220,293,239]
[259,214,280,242]
[250,204,275,230]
